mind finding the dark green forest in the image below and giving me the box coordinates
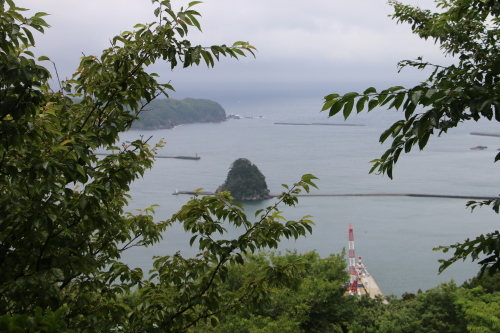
[112,250,500,333]
[132,98,227,130]
[180,251,500,333]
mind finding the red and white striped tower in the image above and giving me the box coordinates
[348,223,359,295]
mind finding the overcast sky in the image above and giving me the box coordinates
[18,0,448,101]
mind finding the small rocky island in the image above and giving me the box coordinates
[217,158,271,201]
[132,98,226,130]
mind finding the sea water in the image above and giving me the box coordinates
[119,96,500,296]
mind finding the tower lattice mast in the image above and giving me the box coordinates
[348,223,359,295]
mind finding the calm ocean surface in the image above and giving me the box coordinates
[119,96,500,297]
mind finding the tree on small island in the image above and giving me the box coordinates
[217,158,271,201]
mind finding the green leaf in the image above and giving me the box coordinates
[392,92,406,110]
[388,86,405,92]
[363,87,377,95]
[368,99,380,111]
[356,96,368,113]
[189,235,198,246]
[76,164,86,177]
[328,100,344,117]
[392,122,403,136]
[211,46,220,60]
[380,94,396,106]
[418,131,431,150]
[22,27,35,46]
[343,98,354,119]
[380,128,393,143]
[187,13,202,31]
[33,12,50,18]
[404,138,414,153]
[201,50,214,67]
[324,93,340,101]
[404,102,416,119]
[188,1,203,8]
[321,99,336,111]
[342,92,360,100]
[232,41,249,46]
[410,90,422,105]
[51,268,64,280]
[38,55,50,61]
[424,88,437,98]
[393,147,402,163]
[386,160,394,179]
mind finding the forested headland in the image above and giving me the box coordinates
[132,98,227,130]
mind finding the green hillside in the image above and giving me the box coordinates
[132,98,226,130]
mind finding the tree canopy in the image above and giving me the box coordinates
[186,251,500,333]
[322,0,500,275]
[188,250,352,333]
[0,0,322,331]
[217,158,272,201]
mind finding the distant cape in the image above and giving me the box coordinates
[132,98,226,130]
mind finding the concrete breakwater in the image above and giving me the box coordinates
[470,132,500,137]
[275,122,364,126]
[96,153,200,160]
[172,191,497,200]
[173,190,216,196]
[160,155,200,160]
[360,275,384,299]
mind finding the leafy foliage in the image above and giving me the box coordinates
[463,271,500,294]
[0,0,324,331]
[377,282,467,333]
[113,179,317,332]
[132,97,227,130]
[189,250,353,333]
[455,286,500,333]
[217,158,274,201]
[321,0,500,275]
[347,281,500,333]
[185,254,500,333]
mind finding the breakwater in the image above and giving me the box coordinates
[274,122,364,126]
[96,153,200,160]
[160,156,200,160]
[172,191,497,200]
[470,132,500,137]
[360,275,384,299]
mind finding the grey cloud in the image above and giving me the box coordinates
[17,0,445,98]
